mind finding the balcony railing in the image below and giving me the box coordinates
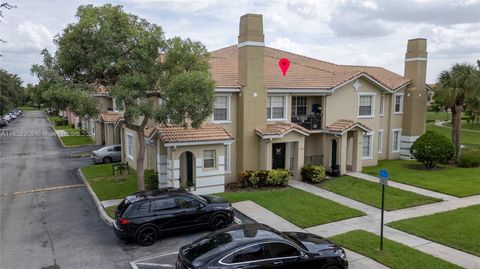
[304,155,324,166]
[291,113,322,130]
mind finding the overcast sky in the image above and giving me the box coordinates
[1,0,479,85]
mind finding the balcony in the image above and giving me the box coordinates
[291,113,322,130]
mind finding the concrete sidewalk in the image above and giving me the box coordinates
[289,179,480,269]
[233,200,390,269]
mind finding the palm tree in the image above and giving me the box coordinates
[436,63,478,161]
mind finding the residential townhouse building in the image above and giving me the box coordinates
[119,13,430,195]
[63,85,123,146]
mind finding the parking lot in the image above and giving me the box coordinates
[0,111,253,269]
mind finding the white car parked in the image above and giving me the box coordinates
[3,114,12,122]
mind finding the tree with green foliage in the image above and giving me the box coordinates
[410,131,455,169]
[0,69,24,114]
[435,63,480,161]
[31,49,100,118]
[54,4,215,191]
[25,84,44,109]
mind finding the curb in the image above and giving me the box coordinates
[52,126,69,148]
[77,168,114,226]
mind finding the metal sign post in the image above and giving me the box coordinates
[379,169,389,250]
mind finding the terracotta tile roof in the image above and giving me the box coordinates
[210,46,410,91]
[327,119,371,134]
[93,84,109,95]
[256,122,310,138]
[153,123,234,144]
[101,112,122,123]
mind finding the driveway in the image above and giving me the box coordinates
[0,111,215,269]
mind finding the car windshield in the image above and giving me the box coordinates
[190,193,207,204]
[284,234,308,251]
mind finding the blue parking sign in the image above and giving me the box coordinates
[379,169,389,186]
[379,169,389,179]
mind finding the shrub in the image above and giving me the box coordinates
[410,131,455,169]
[54,119,68,126]
[301,165,326,183]
[238,171,251,187]
[265,169,289,186]
[144,169,158,190]
[458,148,480,168]
[238,169,290,188]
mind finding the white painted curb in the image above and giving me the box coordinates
[77,168,114,226]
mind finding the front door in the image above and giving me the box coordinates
[272,143,286,169]
[186,152,194,187]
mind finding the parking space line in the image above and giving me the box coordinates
[131,251,179,269]
[136,262,173,267]
[130,261,139,269]
[1,184,85,196]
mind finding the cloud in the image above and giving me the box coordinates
[6,21,54,52]
[269,37,306,55]
[0,0,479,86]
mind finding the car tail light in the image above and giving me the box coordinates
[119,218,129,225]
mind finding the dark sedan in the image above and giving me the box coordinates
[113,188,235,246]
[176,223,348,269]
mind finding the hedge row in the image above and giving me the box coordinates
[239,169,290,188]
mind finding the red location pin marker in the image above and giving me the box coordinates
[278,58,290,77]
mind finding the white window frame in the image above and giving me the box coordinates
[212,94,231,123]
[126,133,134,159]
[392,128,402,153]
[267,94,288,121]
[379,94,385,116]
[203,150,216,169]
[358,93,376,118]
[394,93,404,114]
[112,97,118,112]
[362,132,374,160]
[378,129,384,153]
[224,144,231,173]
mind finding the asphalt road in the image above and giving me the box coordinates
[0,111,221,269]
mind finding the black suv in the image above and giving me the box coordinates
[177,223,348,269]
[113,188,235,246]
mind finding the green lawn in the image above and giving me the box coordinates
[81,163,137,201]
[330,230,462,269]
[216,187,365,228]
[53,125,71,130]
[48,116,63,123]
[105,206,117,218]
[426,123,480,146]
[443,121,480,131]
[389,205,480,256]
[60,135,94,146]
[363,160,480,197]
[316,176,441,211]
[426,111,451,122]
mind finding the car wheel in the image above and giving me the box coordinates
[136,226,158,246]
[210,214,228,230]
[103,157,113,164]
